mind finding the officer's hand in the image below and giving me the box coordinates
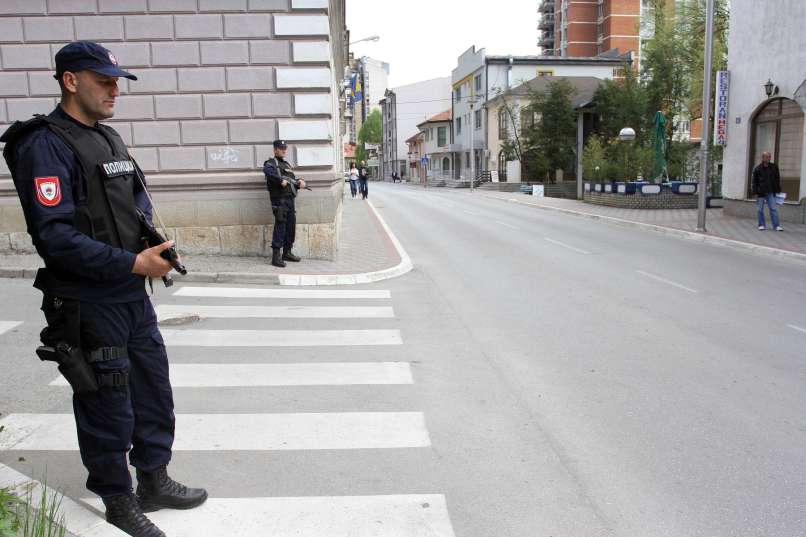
[281,179,288,187]
[132,241,175,278]
[298,179,306,189]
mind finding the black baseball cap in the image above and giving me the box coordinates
[54,41,137,81]
[273,140,288,149]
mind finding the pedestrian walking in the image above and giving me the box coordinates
[752,151,784,231]
[359,160,369,200]
[0,41,207,537]
[263,139,307,267]
[348,162,359,198]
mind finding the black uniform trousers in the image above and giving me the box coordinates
[65,298,175,498]
[271,196,296,250]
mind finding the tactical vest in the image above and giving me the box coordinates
[2,114,143,255]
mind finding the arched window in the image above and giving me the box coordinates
[442,157,450,173]
[749,97,804,200]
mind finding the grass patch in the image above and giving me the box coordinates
[0,481,67,537]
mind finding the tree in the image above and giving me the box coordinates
[356,109,382,164]
[527,79,578,182]
[592,68,650,145]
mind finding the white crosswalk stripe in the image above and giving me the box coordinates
[0,412,431,451]
[82,495,456,537]
[1,284,458,536]
[0,321,22,335]
[156,304,395,320]
[173,287,391,299]
[51,362,414,387]
[161,328,403,347]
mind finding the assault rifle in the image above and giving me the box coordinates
[286,176,313,198]
[137,208,187,288]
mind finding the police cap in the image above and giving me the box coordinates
[273,140,288,149]
[54,41,138,81]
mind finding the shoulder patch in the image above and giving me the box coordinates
[34,176,62,207]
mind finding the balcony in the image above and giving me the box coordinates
[538,16,555,30]
[538,34,555,47]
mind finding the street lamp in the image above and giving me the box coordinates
[618,127,636,142]
[349,35,380,46]
[764,79,779,98]
[468,96,480,192]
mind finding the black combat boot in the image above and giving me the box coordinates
[282,248,301,262]
[271,248,286,268]
[103,493,166,537]
[136,466,208,513]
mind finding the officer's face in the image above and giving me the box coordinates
[275,147,288,158]
[68,71,121,121]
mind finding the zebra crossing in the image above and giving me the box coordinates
[0,285,457,537]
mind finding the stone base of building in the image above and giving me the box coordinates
[0,179,344,260]
[723,197,806,224]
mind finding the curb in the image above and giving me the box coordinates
[0,201,413,286]
[481,193,806,263]
[0,463,127,537]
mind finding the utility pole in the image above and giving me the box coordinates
[697,0,715,232]
[469,96,479,193]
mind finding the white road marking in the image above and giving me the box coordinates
[0,321,22,335]
[51,362,413,388]
[173,287,391,299]
[156,305,394,321]
[82,495,456,537]
[787,324,806,335]
[0,412,430,451]
[635,270,699,294]
[160,329,403,347]
[495,220,521,230]
[544,237,592,255]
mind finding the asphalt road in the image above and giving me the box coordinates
[0,182,804,537]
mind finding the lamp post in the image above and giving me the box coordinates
[764,79,778,98]
[468,96,480,192]
[697,0,715,232]
[618,127,636,183]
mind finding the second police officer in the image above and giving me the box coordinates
[0,42,206,537]
[263,140,306,268]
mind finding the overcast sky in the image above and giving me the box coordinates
[346,0,541,88]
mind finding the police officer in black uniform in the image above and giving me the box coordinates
[0,41,206,537]
[263,140,306,268]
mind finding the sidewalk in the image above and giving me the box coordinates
[0,192,410,285]
[479,190,806,260]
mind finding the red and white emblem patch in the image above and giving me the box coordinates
[34,176,62,207]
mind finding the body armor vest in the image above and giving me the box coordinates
[2,114,143,255]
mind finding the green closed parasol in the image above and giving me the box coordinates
[652,111,669,182]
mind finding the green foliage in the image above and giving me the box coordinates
[582,135,609,181]
[592,69,650,145]
[0,481,67,537]
[525,79,578,182]
[16,483,66,537]
[356,109,382,164]
[0,488,20,537]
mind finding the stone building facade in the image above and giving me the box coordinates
[0,0,347,259]
[721,0,806,223]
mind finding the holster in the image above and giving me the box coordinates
[272,205,288,223]
[39,295,129,394]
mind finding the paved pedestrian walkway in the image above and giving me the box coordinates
[0,191,403,282]
[479,190,806,256]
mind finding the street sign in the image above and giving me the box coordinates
[490,171,499,183]
[364,143,380,151]
[367,158,379,167]
[714,70,730,146]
